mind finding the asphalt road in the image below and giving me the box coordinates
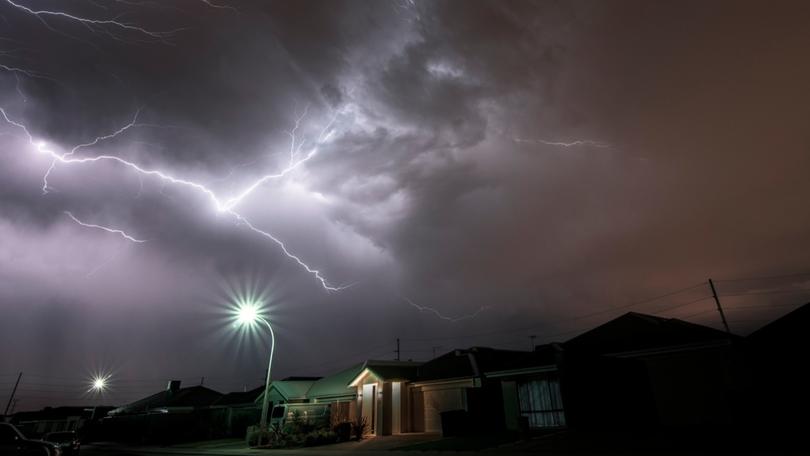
[78,443,810,456]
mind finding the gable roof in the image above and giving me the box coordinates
[109,385,222,415]
[306,363,365,400]
[748,302,810,347]
[348,360,422,387]
[266,380,315,401]
[415,347,530,382]
[563,312,735,355]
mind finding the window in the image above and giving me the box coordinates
[517,376,565,428]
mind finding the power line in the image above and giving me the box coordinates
[714,271,810,283]
[719,288,810,298]
[402,282,708,343]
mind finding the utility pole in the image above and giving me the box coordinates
[529,335,537,351]
[4,372,21,416]
[199,377,205,386]
[395,338,401,361]
[709,278,731,334]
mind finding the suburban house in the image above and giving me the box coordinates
[306,363,364,424]
[11,406,114,438]
[265,377,320,405]
[559,312,744,429]
[408,347,528,434]
[260,366,365,424]
[209,386,264,438]
[259,361,424,435]
[485,344,565,431]
[323,314,745,436]
[103,380,223,443]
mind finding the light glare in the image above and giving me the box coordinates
[236,302,260,326]
[89,374,110,393]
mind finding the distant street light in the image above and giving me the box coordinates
[88,373,111,420]
[89,374,109,394]
[233,300,275,446]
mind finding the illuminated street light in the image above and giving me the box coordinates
[92,377,106,391]
[88,374,110,394]
[233,300,275,446]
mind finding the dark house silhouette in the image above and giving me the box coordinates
[559,312,744,429]
[747,302,810,430]
[209,386,264,438]
[11,406,114,439]
[210,385,264,437]
[104,381,222,444]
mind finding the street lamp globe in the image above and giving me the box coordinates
[236,302,260,327]
[88,374,110,394]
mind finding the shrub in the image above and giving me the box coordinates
[246,423,288,448]
[351,416,368,441]
[333,421,352,442]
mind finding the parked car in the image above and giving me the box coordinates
[0,423,61,456]
[44,431,80,455]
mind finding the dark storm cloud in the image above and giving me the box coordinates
[2,0,810,410]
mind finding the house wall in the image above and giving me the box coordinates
[381,382,392,435]
[559,354,657,430]
[391,381,409,434]
[640,345,740,426]
[391,382,401,434]
[353,376,412,436]
[410,379,474,433]
[409,387,425,432]
[500,381,520,431]
[360,383,377,435]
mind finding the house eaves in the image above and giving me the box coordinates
[485,365,558,379]
[409,376,476,387]
[605,339,733,359]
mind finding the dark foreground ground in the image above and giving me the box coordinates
[78,429,810,456]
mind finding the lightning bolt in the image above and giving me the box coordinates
[402,297,488,322]
[64,211,147,243]
[513,137,610,148]
[2,0,174,41]
[198,0,240,14]
[230,212,346,292]
[42,109,144,194]
[0,63,51,80]
[1,105,346,291]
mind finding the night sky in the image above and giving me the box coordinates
[2,0,810,411]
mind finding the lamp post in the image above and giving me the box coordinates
[235,302,275,446]
[88,374,109,421]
